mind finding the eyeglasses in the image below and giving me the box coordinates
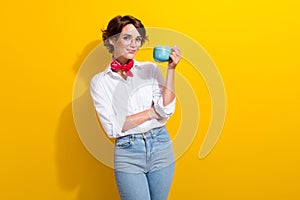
[121,34,143,46]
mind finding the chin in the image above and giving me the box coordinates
[125,54,136,60]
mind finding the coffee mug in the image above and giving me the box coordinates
[153,46,171,62]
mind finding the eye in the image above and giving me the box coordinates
[123,35,131,41]
[135,37,142,43]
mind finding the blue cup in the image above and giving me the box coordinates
[153,46,171,62]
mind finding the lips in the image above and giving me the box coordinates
[127,49,136,54]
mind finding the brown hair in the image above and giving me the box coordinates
[102,15,147,53]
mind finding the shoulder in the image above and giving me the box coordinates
[91,71,104,84]
[134,60,159,76]
[135,60,157,69]
[90,70,107,90]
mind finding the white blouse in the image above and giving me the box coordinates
[90,60,176,138]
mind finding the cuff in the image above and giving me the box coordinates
[154,97,176,118]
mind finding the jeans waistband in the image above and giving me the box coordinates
[117,125,165,140]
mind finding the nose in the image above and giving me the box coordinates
[129,38,137,48]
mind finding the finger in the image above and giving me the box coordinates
[172,49,181,56]
[169,55,177,64]
[171,49,180,56]
[169,54,175,62]
[173,45,180,52]
[171,52,180,61]
[169,54,179,64]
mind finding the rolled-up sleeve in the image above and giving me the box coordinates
[152,66,176,118]
[90,75,126,138]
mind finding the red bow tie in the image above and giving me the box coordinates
[110,59,134,77]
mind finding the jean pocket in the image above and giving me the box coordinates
[155,130,171,142]
[115,135,133,148]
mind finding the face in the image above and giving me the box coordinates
[110,24,143,63]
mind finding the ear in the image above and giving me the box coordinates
[108,37,116,47]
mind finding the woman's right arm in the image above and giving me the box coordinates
[90,75,161,136]
[90,75,126,138]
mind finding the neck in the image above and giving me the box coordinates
[113,56,129,65]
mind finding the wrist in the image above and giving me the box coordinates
[167,65,176,70]
[149,107,163,120]
[148,108,153,120]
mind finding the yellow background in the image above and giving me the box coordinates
[1,0,299,199]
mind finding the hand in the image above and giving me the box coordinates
[168,45,181,69]
[148,107,162,120]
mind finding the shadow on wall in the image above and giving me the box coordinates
[55,40,119,199]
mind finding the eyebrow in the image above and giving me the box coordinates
[122,33,142,38]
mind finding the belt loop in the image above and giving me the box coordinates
[151,128,156,139]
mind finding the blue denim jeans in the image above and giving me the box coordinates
[114,126,175,200]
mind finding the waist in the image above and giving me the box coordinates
[116,125,166,140]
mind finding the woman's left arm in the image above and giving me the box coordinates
[162,45,181,106]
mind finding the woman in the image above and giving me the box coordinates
[90,15,181,200]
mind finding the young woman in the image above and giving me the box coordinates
[90,15,181,200]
